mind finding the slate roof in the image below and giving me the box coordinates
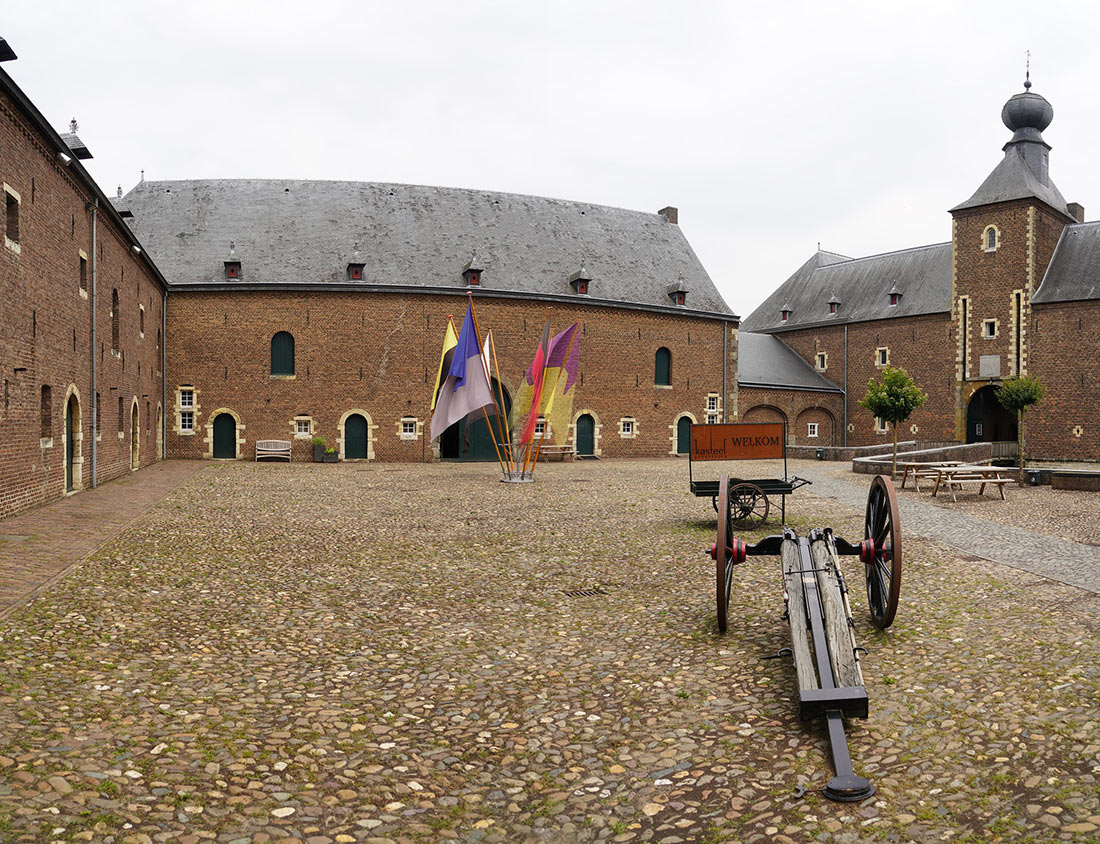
[951,144,1071,217]
[120,179,735,317]
[58,131,92,160]
[740,243,951,332]
[1033,221,1100,303]
[737,332,841,392]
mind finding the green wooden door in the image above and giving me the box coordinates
[65,397,74,491]
[676,416,692,454]
[576,413,595,456]
[345,414,367,459]
[212,413,236,459]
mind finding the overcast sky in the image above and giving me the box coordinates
[5,1,1098,319]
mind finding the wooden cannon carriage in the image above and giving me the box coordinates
[709,474,902,801]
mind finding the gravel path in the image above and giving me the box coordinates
[0,459,1096,843]
[785,460,1100,594]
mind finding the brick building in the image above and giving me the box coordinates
[0,57,168,520]
[740,79,1100,462]
[116,180,737,466]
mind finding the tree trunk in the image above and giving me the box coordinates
[892,422,899,478]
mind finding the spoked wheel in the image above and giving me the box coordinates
[863,475,902,629]
[715,475,733,634]
[729,482,769,529]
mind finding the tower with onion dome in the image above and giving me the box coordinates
[948,73,1081,444]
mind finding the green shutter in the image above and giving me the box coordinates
[655,348,671,386]
[271,332,295,375]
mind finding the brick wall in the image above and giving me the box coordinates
[1029,299,1100,461]
[0,90,165,520]
[736,387,843,446]
[165,290,737,461]
[762,311,956,447]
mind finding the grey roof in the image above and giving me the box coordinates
[951,145,1071,216]
[121,179,735,316]
[1033,221,1100,303]
[741,243,951,332]
[59,131,92,160]
[737,332,842,392]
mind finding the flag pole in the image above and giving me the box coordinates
[487,328,514,473]
[465,293,509,474]
[521,308,552,476]
[531,327,577,467]
[483,328,513,473]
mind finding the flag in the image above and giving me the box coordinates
[430,318,459,412]
[430,303,496,441]
[516,317,552,445]
[542,323,581,444]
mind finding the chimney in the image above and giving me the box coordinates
[1068,202,1085,223]
[658,206,678,224]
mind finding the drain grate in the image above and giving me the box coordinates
[562,587,607,598]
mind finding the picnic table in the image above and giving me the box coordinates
[898,461,962,492]
[930,464,1015,502]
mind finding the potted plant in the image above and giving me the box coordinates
[324,446,338,463]
[312,436,327,463]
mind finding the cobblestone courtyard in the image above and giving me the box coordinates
[0,460,1097,843]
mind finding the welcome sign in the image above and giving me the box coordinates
[690,422,785,461]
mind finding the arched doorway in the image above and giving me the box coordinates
[65,394,78,491]
[676,416,692,455]
[440,380,511,462]
[576,413,595,457]
[212,413,237,459]
[966,385,1016,443]
[130,402,139,470]
[345,413,368,460]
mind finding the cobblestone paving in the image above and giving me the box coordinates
[788,460,1100,594]
[0,459,1096,843]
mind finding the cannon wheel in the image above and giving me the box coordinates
[730,482,769,529]
[864,475,902,629]
[716,475,733,634]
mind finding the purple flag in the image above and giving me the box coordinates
[430,303,495,441]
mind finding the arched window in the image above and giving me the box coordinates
[271,332,295,376]
[984,226,998,251]
[111,289,120,350]
[655,347,671,386]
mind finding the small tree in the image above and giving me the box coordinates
[859,366,928,477]
[996,374,1045,480]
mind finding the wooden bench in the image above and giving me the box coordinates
[256,439,292,462]
[932,473,1013,502]
[537,444,575,462]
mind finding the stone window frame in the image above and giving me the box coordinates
[176,386,199,436]
[874,416,888,434]
[534,417,547,437]
[807,422,819,439]
[180,410,195,432]
[4,183,20,254]
[815,351,828,371]
[982,318,998,339]
[398,416,421,441]
[982,224,1000,253]
[875,346,889,368]
[78,250,89,298]
[291,416,314,439]
[619,417,638,439]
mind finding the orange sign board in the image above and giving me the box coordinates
[690,422,785,461]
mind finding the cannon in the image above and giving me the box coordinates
[708,474,902,801]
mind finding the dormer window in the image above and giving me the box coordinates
[462,256,484,287]
[888,283,901,306]
[224,261,240,280]
[827,294,840,315]
[577,279,588,295]
[569,267,592,295]
[347,263,365,280]
[889,292,900,306]
[781,305,792,322]
[666,280,688,306]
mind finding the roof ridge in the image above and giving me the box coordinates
[127,178,670,220]
[814,241,950,269]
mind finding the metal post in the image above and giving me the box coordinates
[89,198,98,488]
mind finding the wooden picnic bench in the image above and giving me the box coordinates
[256,439,292,461]
[899,461,962,492]
[537,444,575,462]
[930,465,1013,502]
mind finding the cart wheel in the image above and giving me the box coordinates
[715,475,733,634]
[729,482,769,529]
[863,475,902,629]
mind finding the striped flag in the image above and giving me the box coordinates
[429,303,495,441]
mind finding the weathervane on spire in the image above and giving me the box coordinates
[1024,50,1031,90]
